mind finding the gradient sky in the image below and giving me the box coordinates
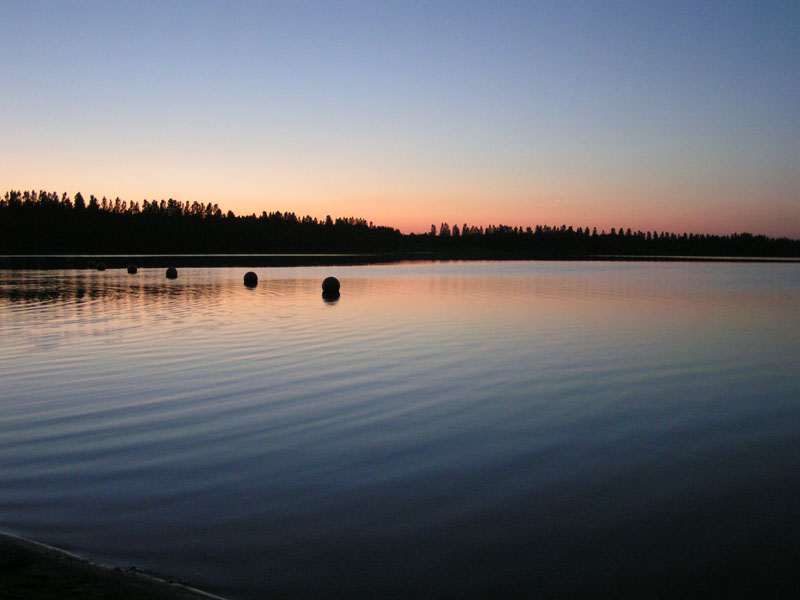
[2,1,798,236]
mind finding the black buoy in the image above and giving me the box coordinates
[166,267,178,279]
[322,276,340,294]
[127,264,138,274]
[96,262,106,271]
[243,271,258,287]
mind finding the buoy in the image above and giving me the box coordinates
[243,271,258,287]
[166,267,178,279]
[96,262,106,271]
[127,264,138,274]
[322,276,340,293]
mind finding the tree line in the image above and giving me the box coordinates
[0,190,403,253]
[2,190,798,257]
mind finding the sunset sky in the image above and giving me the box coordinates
[2,1,798,237]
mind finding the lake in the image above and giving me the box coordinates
[1,261,798,598]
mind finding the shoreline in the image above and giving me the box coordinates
[1,252,798,270]
[0,532,226,600]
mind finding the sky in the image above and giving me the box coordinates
[2,1,798,237]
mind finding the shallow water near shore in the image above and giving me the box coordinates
[2,261,799,598]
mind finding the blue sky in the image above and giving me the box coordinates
[2,1,798,236]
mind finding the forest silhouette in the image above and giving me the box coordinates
[2,190,798,259]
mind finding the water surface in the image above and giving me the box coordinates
[1,262,798,598]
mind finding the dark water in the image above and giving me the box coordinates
[1,262,798,598]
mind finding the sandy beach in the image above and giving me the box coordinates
[0,533,225,600]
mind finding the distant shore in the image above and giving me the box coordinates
[0,532,225,600]
[1,252,798,270]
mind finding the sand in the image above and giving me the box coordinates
[0,532,226,600]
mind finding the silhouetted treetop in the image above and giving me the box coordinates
[1,189,798,257]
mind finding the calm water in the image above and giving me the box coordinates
[1,261,799,598]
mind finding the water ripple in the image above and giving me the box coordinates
[1,263,799,598]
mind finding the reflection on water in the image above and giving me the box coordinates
[1,262,799,598]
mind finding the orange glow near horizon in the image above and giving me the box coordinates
[4,136,798,238]
[3,173,798,239]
